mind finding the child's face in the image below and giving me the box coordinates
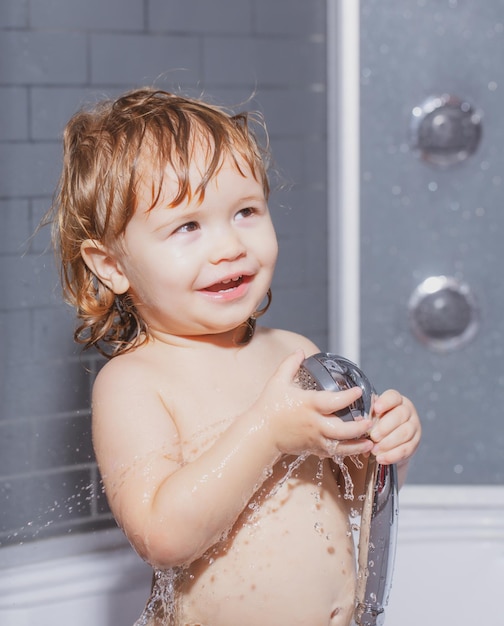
[113,150,278,340]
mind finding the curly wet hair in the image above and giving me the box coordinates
[50,87,271,358]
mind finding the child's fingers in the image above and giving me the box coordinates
[373,388,403,416]
[314,386,363,416]
[370,395,417,441]
[373,429,420,464]
[276,349,307,381]
[320,413,373,442]
[368,388,422,465]
[371,414,421,464]
[330,437,374,459]
[370,406,403,441]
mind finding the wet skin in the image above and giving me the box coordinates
[84,152,421,625]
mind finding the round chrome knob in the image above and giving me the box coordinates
[410,94,482,166]
[408,276,479,352]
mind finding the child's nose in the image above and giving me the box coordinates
[209,226,246,263]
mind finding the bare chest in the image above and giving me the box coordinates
[159,359,271,460]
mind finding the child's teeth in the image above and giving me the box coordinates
[222,276,241,285]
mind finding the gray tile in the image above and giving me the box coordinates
[31,87,102,141]
[0,88,29,140]
[1,359,91,418]
[0,32,87,85]
[0,0,28,28]
[254,0,326,36]
[0,142,62,197]
[31,0,144,31]
[0,252,60,311]
[0,469,94,541]
[0,199,32,255]
[33,413,94,470]
[148,0,251,34]
[0,420,33,476]
[203,38,325,86]
[90,33,201,86]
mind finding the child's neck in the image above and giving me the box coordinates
[146,323,257,352]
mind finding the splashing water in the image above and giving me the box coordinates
[333,454,362,500]
[134,568,182,626]
[268,453,309,498]
[5,482,99,548]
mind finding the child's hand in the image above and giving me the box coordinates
[258,351,375,460]
[369,390,421,466]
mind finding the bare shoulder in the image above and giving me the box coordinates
[92,346,157,400]
[256,326,320,357]
[91,344,174,435]
[91,345,182,479]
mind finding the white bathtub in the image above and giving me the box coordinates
[0,530,152,626]
[1,485,503,626]
[387,485,504,626]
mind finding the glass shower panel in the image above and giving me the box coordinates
[359,0,504,484]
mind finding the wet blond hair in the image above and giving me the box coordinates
[51,87,271,357]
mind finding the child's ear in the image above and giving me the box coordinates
[80,239,130,295]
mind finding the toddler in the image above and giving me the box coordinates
[51,88,421,626]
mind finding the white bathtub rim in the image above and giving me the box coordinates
[397,484,504,543]
[0,528,151,609]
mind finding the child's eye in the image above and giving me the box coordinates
[236,207,255,220]
[175,221,199,234]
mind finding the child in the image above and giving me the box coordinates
[51,87,421,626]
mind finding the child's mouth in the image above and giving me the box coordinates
[205,275,244,293]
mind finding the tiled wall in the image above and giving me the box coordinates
[0,0,328,549]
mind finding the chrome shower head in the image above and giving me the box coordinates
[296,352,374,421]
[297,353,398,626]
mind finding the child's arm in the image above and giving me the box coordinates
[92,350,375,569]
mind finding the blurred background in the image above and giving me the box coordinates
[0,1,503,625]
